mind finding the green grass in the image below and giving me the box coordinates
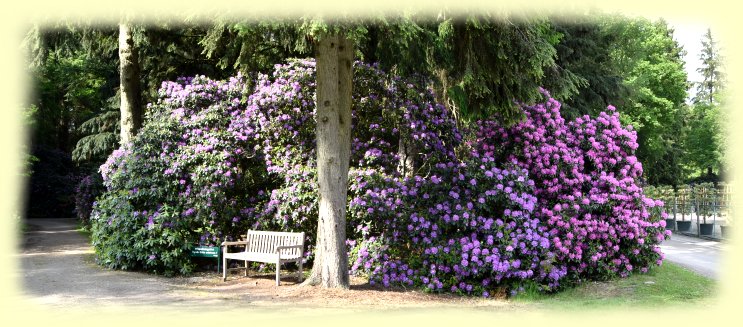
[75,220,92,238]
[513,262,716,310]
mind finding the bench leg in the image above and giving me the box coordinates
[222,256,227,282]
[297,259,303,283]
[244,260,248,277]
[276,259,281,286]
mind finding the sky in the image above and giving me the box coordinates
[666,20,713,101]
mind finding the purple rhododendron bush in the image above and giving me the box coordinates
[347,160,564,297]
[91,60,459,275]
[91,59,668,294]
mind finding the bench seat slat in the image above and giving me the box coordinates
[224,252,301,263]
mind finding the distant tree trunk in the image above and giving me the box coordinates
[57,98,70,152]
[118,23,142,145]
[397,134,417,178]
[306,34,353,289]
[434,68,458,124]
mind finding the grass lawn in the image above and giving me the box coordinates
[513,262,716,310]
[75,224,92,238]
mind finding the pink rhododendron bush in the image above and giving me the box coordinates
[470,90,671,285]
[91,59,668,295]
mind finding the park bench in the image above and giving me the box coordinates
[221,230,305,286]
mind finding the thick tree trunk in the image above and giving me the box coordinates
[310,34,353,289]
[118,23,143,145]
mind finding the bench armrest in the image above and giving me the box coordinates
[222,240,248,246]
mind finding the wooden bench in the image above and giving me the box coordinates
[221,230,305,286]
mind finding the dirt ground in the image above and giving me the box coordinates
[16,218,526,314]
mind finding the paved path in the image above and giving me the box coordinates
[659,232,727,279]
[17,218,283,310]
[21,218,178,307]
[15,218,520,313]
[17,218,722,312]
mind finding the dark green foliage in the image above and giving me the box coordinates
[439,16,563,123]
[136,23,236,103]
[544,17,627,119]
[356,13,582,125]
[24,145,79,218]
[24,25,119,218]
[28,50,118,153]
[73,96,120,164]
[199,19,313,75]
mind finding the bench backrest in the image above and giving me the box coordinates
[246,230,304,256]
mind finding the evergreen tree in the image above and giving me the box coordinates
[686,28,726,180]
[694,28,724,106]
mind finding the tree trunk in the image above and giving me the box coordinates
[397,134,417,178]
[57,99,70,152]
[310,34,353,289]
[434,68,459,125]
[118,23,143,145]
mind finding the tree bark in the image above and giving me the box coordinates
[118,23,143,145]
[302,224,324,286]
[309,34,353,289]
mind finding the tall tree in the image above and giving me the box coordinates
[118,23,143,145]
[200,18,361,288]
[694,28,724,106]
[314,33,354,289]
[616,19,689,185]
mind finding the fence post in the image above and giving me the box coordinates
[694,186,700,237]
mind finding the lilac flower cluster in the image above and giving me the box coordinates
[74,172,105,226]
[239,59,460,177]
